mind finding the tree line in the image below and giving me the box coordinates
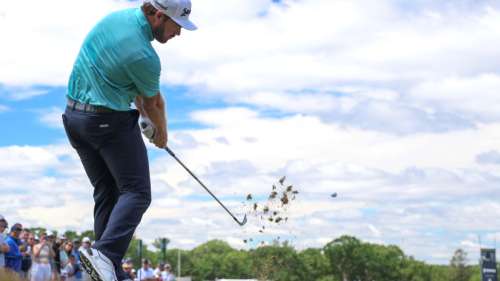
[27,228,500,281]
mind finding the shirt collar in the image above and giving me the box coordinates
[135,8,154,42]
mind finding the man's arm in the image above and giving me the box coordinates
[135,93,167,148]
[0,242,9,254]
[32,244,42,257]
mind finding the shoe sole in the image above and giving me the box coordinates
[79,249,104,281]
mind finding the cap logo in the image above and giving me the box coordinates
[180,8,191,17]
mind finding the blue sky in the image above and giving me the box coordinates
[1,0,500,265]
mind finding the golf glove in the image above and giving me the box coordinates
[139,117,156,141]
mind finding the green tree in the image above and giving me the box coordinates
[63,230,78,241]
[27,227,47,236]
[324,235,364,281]
[164,249,193,278]
[189,240,235,281]
[80,230,95,241]
[468,265,481,281]
[298,248,330,280]
[361,243,405,281]
[152,237,170,263]
[316,276,339,281]
[125,237,156,269]
[449,249,472,281]
[250,244,306,281]
[324,236,408,281]
[401,256,432,281]
[429,265,451,281]
[220,250,253,278]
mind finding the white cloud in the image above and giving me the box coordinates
[0,86,50,100]
[2,1,499,96]
[409,74,500,121]
[38,107,64,129]
[476,150,500,165]
[0,0,135,86]
[0,145,60,174]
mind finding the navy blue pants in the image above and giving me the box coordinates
[62,107,151,281]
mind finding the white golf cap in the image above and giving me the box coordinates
[146,0,197,30]
[82,237,91,243]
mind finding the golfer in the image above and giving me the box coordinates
[62,1,196,280]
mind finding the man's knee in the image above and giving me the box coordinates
[141,190,152,209]
[128,188,151,211]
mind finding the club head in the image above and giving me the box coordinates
[235,214,248,226]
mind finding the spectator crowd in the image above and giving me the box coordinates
[0,215,176,281]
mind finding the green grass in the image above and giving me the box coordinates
[0,270,21,281]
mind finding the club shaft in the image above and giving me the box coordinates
[165,147,241,224]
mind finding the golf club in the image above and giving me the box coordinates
[165,146,248,226]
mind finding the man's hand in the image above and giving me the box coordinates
[140,117,156,140]
[135,94,168,148]
[140,117,167,148]
[152,127,167,148]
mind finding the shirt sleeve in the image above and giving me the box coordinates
[125,56,161,98]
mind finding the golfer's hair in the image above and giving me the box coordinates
[141,2,170,22]
[141,2,158,16]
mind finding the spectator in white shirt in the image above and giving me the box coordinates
[153,262,165,278]
[136,259,155,281]
[160,263,176,281]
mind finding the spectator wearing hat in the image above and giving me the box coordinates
[137,259,155,281]
[153,262,165,278]
[79,238,92,281]
[79,237,92,251]
[160,263,175,281]
[121,260,135,280]
[0,215,10,269]
[71,239,83,281]
[5,223,23,273]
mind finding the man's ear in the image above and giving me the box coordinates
[154,11,165,23]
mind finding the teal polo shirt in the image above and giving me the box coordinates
[67,8,160,111]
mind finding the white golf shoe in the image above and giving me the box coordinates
[79,247,118,281]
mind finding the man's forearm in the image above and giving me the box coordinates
[1,244,10,253]
[136,95,167,132]
[146,96,167,133]
[135,96,146,117]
